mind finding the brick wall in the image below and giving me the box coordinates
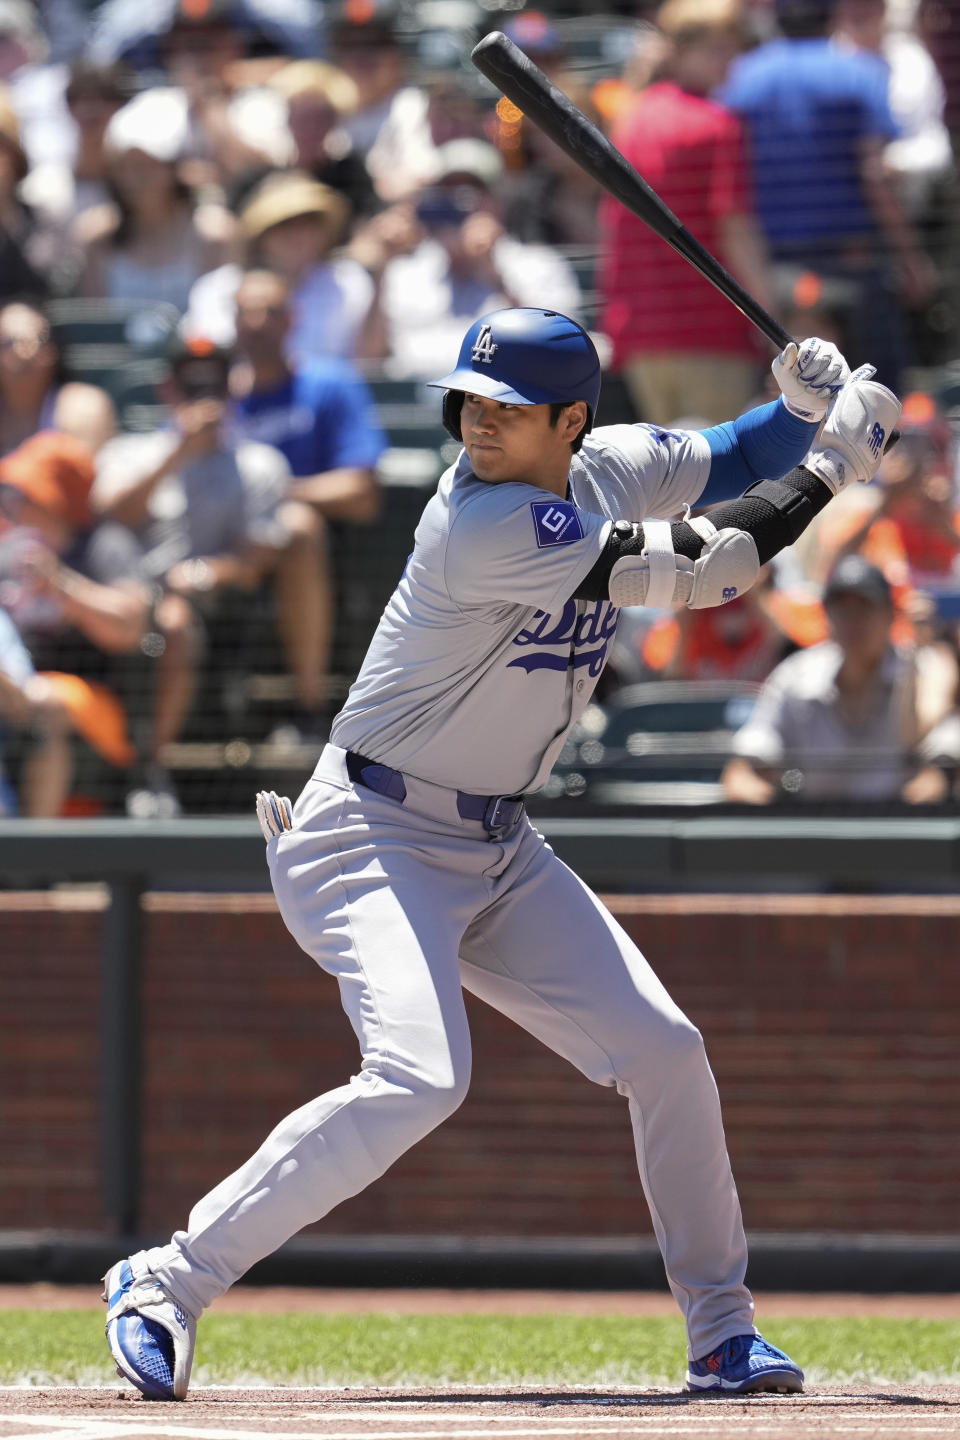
[3,891,959,1237]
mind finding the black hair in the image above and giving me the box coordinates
[443,393,592,453]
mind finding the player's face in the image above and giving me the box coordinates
[460,394,580,493]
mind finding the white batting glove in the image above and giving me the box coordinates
[803,365,902,495]
[772,337,851,420]
[256,789,293,841]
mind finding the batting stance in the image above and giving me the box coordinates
[104,309,900,1400]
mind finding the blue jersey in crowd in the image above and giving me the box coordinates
[720,38,899,251]
[231,362,387,479]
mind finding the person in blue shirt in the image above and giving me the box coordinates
[720,0,934,389]
[230,267,384,523]
[229,267,386,742]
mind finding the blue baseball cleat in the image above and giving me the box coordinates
[103,1254,196,1401]
[687,1332,804,1394]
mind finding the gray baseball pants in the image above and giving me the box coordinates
[145,743,755,1360]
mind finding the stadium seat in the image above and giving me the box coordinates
[543,680,760,808]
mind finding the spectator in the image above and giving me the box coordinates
[0,429,148,813]
[493,15,606,248]
[329,7,436,203]
[721,555,954,804]
[0,85,65,298]
[592,19,672,135]
[185,171,373,360]
[229,268,383,523]
[265,60,378,222]
[350,138,581,378]
[228,268,385,730]
[831,0,952,224]
[1,0,68,179]
[86,0,323,73]
[0,603,74,816]
[916,0,960,141]
[721,0,933,388]
[20,60,134,232]
[598,0,770,425]
[0,297,116,456]
[94,337,331,754]
[81,87,235,313]
[154,0,306,192]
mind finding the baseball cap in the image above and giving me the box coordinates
[269,59,359,115]
[430,139,503,188]
[105,87,190,163]
[239,171,348,242]
[166,333,231,396]
[823,555,893,607]
[0,430,97,530]
[329,1,401,51]
[169,0,232,26]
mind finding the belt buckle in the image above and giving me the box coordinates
[483,794,520,837]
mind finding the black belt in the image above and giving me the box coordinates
[345,751,525,837]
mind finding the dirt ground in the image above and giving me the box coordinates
[2,1384,960,1440]
[3,1284,960,1316]
[2,1289,960,1439]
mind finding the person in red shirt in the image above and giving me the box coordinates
[598,0,773,424]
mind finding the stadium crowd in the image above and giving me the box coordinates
[0,0,957,816]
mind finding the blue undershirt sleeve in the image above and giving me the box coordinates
[695,399,820,507]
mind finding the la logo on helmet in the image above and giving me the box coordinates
[471,324,498,364]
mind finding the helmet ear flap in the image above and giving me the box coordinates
[442,390,464,441]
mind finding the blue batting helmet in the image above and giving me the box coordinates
[428,308,602,451]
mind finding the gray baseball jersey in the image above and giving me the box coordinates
[332,422,712,794]
[139,416,759,1370]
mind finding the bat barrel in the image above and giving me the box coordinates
[471,31,793,352]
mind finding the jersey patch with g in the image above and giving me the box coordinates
[530,499,583,549]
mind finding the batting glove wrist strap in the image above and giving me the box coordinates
[773,338,851,421]
[803,369,903,495]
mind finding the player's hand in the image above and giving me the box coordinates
[772,337,850,420]
[803,365,903,495]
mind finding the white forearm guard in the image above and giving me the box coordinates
[802,368,903,495]
[608,516,760,610]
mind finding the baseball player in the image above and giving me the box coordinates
[104,309,900,1401]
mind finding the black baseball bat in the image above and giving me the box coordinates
[471,30,793,350]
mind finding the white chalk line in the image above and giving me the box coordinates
[3,1423,960,1440]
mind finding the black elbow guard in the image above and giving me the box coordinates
[705,467,833,567]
